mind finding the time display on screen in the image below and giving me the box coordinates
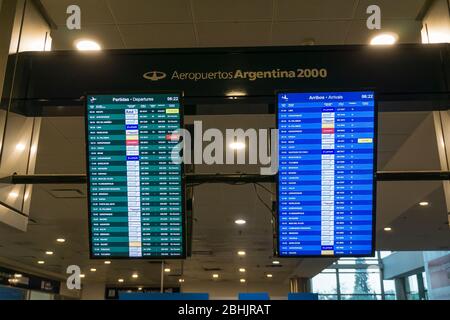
[277,91,376,257]
[86,93,185,259]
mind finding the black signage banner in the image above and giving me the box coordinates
[3,44,449,103]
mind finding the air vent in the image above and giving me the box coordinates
[48,189,85,198]
[203,267,222,272]
[265,264,283,268]
[192,250,213,256]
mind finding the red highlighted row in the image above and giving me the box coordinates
[126,140,139,146]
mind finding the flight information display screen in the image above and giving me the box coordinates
[86,93,185,259]
[277,91,376,257]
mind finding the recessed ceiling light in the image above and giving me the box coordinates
[118,278,124,283]
[164,268,171,273]
[132,274,139,279]
[266,274,273,278]
[56,238,66,243]
[8,191,19,198]
[419,201,429,206]
[80,274,85,278]
[179,278,185,283]
[90,268,97,272]
[15,144,26,151]
[234,219,246,225]
[75,39,101,51]
[37,260,45,264]
[226,90,247,97]
[45,251,53,255]
[237,250,246,256]
[240,279,246,283]
[370,33,398,45]
[272,260,280,265]
[104,261,111,265]
[212,274,219,279]
[239,268,246,273]
[384,227,392,232]
[14,274,22,278]
[229,142,245,150]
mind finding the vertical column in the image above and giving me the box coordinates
[0,0,17,96]
[421,0,450,43]
[125,108,142,257]
[394,278,407,300]
[289,277,311,293]
[416,273,426,300]
[0,0,48,231]
[434,111,450,228]
[321,107,335,255]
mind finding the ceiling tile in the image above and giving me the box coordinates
[41,0,114,26]
[107,0,192,24]
[272,20,350,45]
[197,22,271,47]
[50,24,124,50]
[354,0,427,19]
[119,23,196,48]
[346,19,423,44]
[275,0,357,21]
[48,117,84,139]
[192,0,273,22]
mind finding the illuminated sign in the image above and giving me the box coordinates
[86,93,185,259]
[277,91,376,257]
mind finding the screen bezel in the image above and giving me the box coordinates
[275,89,378,258]
[84,91,186,260]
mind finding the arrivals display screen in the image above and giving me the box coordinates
[86,93,185,259]
[277,91,376,257]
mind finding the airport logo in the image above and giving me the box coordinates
[143,71,167,81]
[143,68,328,82]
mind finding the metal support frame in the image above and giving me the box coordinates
[0,171,449,185]
[0,171,447,229]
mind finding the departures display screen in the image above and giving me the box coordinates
[277,91,376,257]
[86,93,185,259]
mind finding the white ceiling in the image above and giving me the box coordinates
[39,0,426,50]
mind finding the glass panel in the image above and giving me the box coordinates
[340,294,382,300]
[379,251,393,259]
[337,257,379,265]
[407,275,420,300]
[311,271,337,295]
[318,294,339,300]
[339,269,382,295]
[422,271,428,290]
[383,279,397,299]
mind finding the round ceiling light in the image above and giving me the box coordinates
[75,39,101,51]
[370,33,398,45]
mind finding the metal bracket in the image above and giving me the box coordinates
[0,171,449,185]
